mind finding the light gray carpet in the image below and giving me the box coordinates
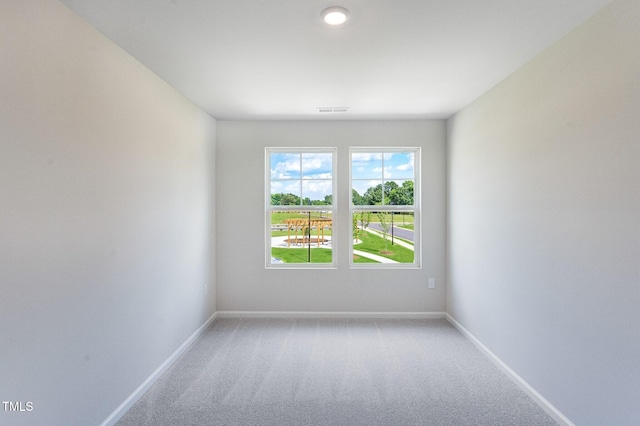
[116,318,558,425]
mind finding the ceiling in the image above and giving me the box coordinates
[58,0,612,120]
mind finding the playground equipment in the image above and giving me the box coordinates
[283,218,332,247]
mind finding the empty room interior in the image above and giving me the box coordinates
[1,0,639,425]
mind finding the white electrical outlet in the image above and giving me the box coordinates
[428,278,436,289]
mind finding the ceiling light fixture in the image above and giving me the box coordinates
[321,6,350,26]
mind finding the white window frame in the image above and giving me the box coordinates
[265,147,337,269]
[349,147,421,269]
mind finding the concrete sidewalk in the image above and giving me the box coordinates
[352,249,398,263]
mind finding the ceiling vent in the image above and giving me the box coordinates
[317,107,350,113]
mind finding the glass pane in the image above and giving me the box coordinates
[351,153,383,179]
[352,180,382,205]
[270,152,300,180]
[270,180,301,205]
[301,180,332,205]
[352,210,415,264]
[385,152,414,180]
[301,153,333,179]
[270,211,333,264]
[385,179,414,206]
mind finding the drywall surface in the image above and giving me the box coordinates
[0,1,216,425]
[447,0,640,424]
[216,120,446,313]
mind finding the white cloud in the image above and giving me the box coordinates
[372,166,393,178]
[271,153,332,180]
[304,172,332,180]
[352,153,382,162]
[302,180,332,200]
[395,153,414,172]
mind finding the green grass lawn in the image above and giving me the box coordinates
[389,213,414,225]
[353,231,415,263]
[272,246,386,264]
[355,212,414,224]
[271,211,332,223]
[271,247,333,264]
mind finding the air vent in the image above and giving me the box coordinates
[317,107,350,113]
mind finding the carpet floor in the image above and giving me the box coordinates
[116,318,558,425]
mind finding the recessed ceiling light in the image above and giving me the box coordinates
[321,6,350,26]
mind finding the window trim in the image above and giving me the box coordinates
[265,147,338,269]
[349,147,421,269]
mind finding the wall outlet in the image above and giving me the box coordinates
[428,278,436,289]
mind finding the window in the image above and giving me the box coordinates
[266,148,337,268]
[350,148,420,268]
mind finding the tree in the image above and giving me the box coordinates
[271,193,282,205]
[376,211,391,253]
[388,180,413,206]
[352,213,360,242]
[363,184,383,205]
[357,211,371,230]
[352,189,364,206]
[362,182,406,205]
[383,181,399,194]
[280,193,299,205]
[401,180,414,204]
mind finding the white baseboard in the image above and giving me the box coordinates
[100,311,218,426]
[216,311,446,319]
[445,314,575,426]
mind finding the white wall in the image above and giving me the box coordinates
[447,0,640,424]
[216,120,446,313]
[0,1,216,425]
